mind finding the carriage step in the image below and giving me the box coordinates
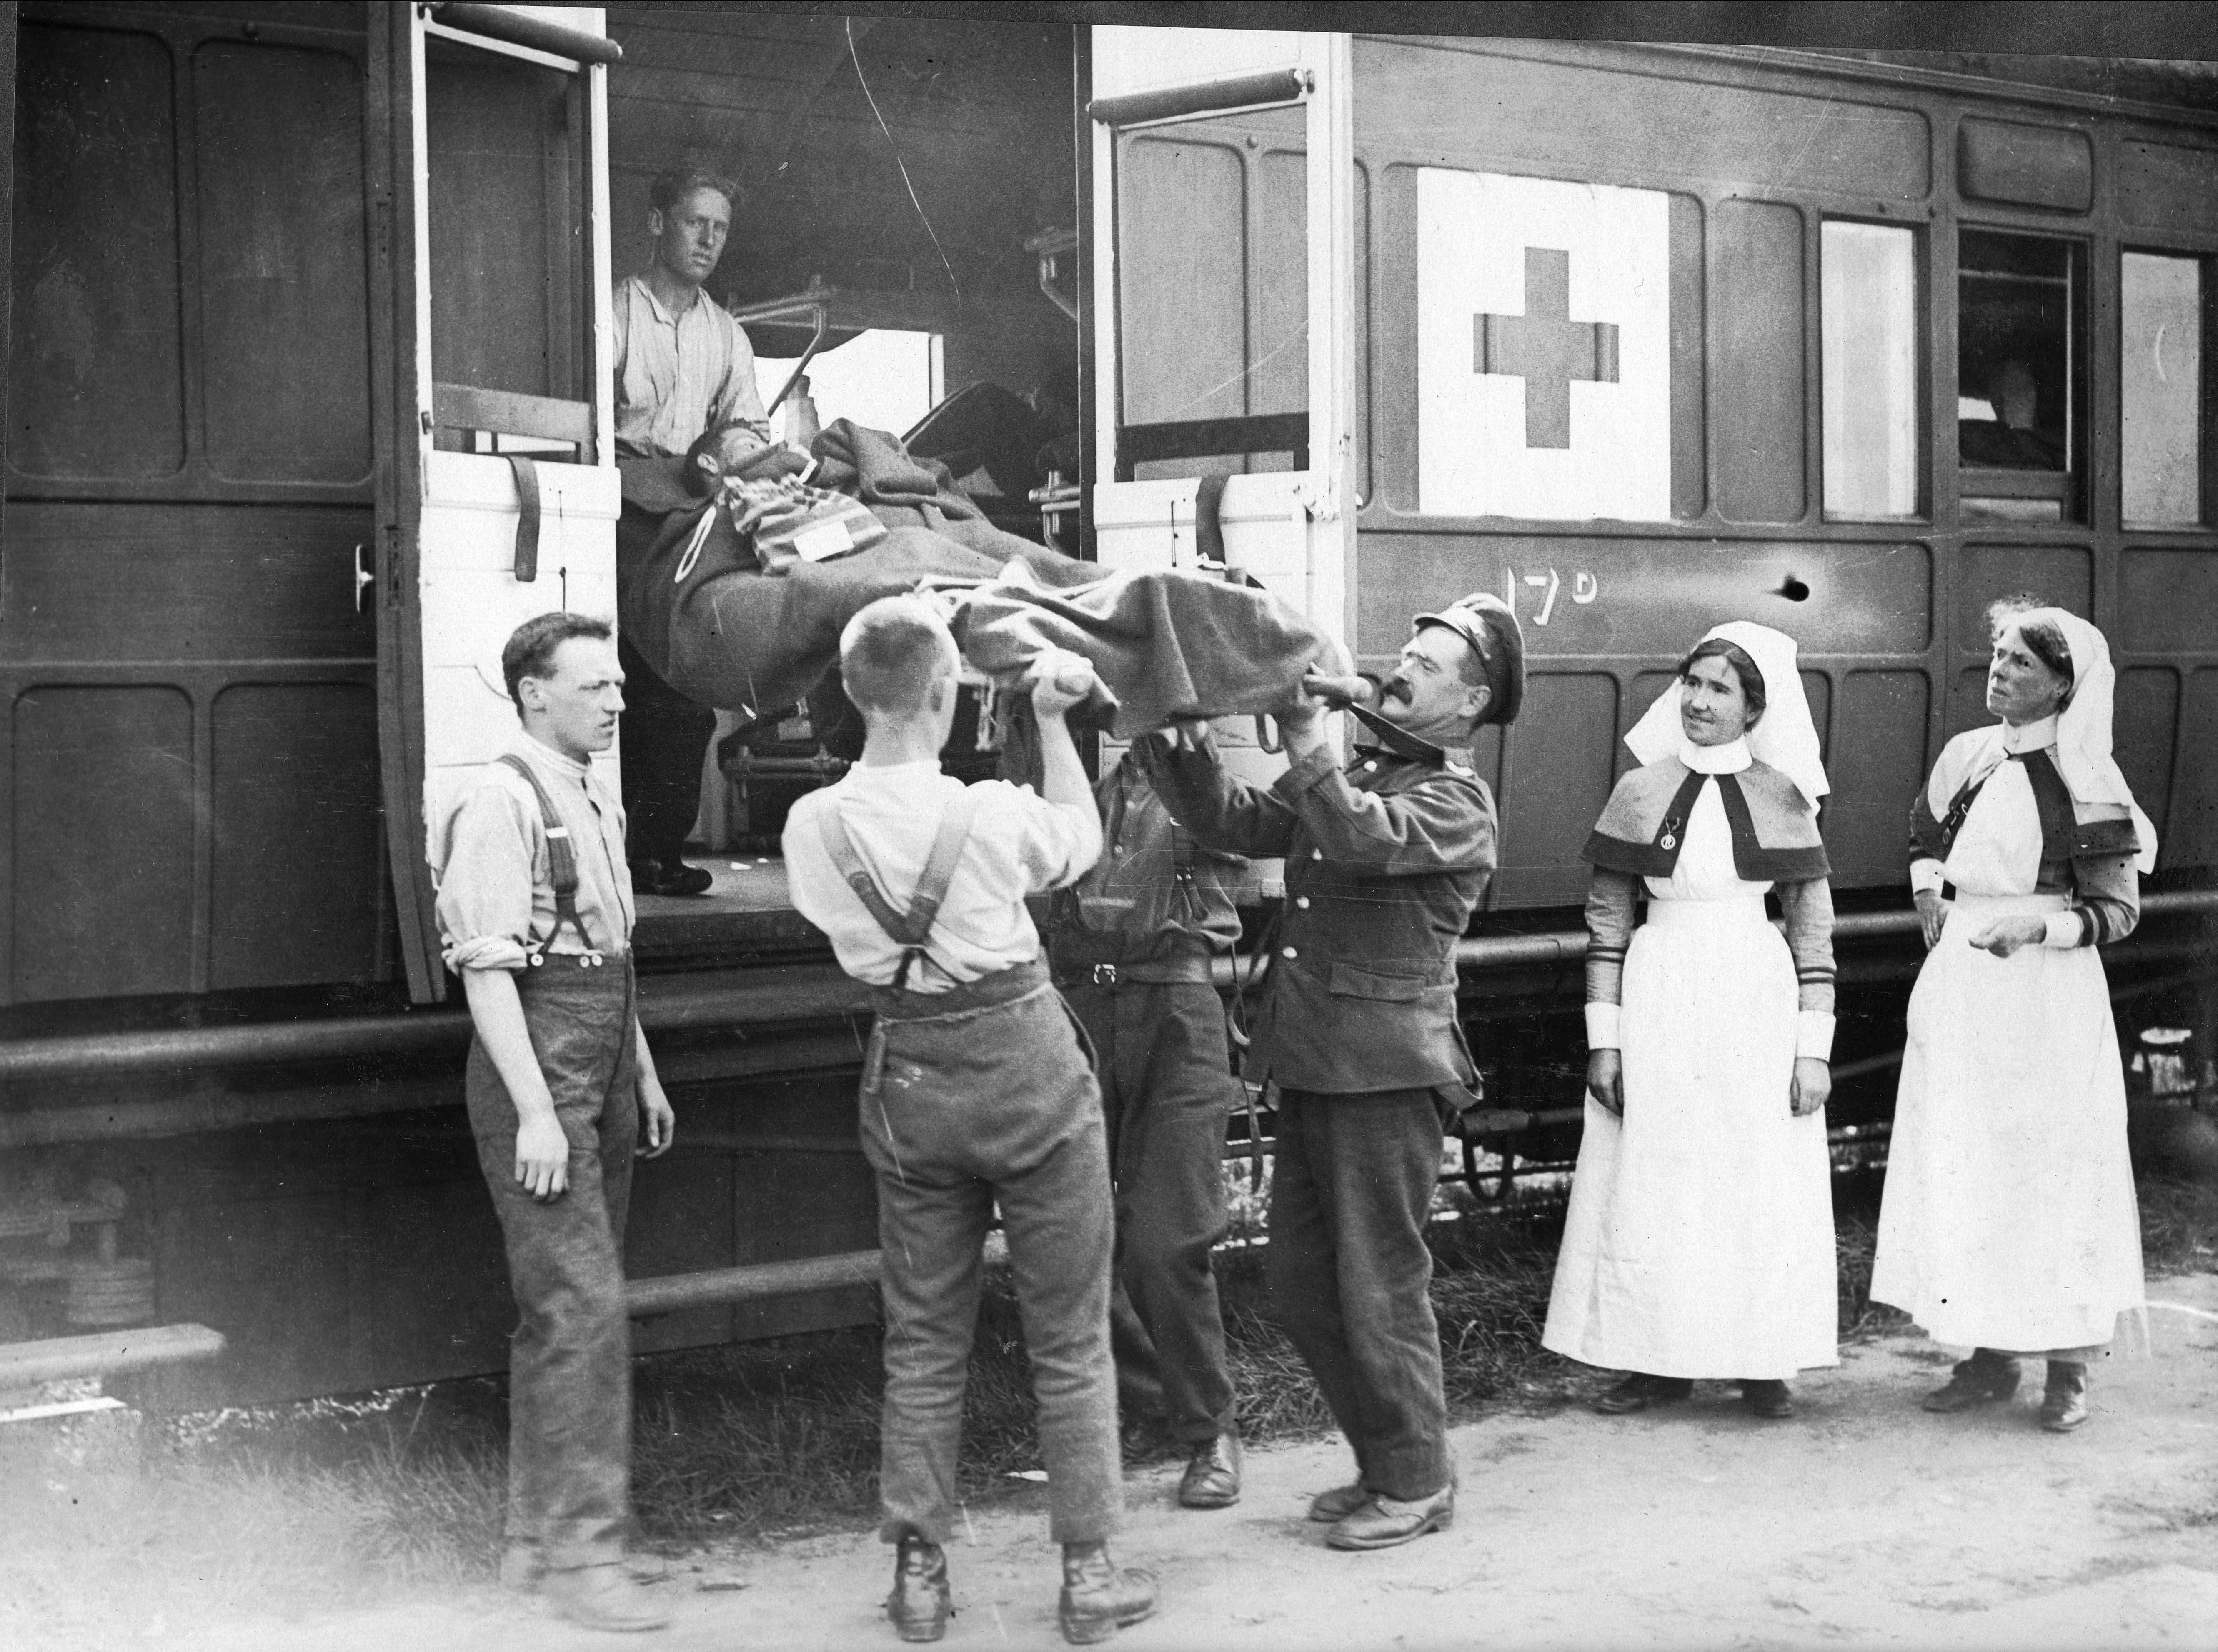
[626,1249,881,1317]
[0,1322,226,1388]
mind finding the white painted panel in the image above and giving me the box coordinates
[1417,169,1672,522]
[1091,26,1300,98]
[1092,478,1197,573]
[1217,472,1308,583]
[417,450,621,862]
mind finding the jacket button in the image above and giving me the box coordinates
[1312,849,1324,860]
[1295,896,1310,909]
[1362,760,1377,772]
[1281,946,1298,959]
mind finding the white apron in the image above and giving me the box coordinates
[1870,757,2144,1352]
[1544,781,1840,1379]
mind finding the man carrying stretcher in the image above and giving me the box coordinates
[782,596,1158,1645]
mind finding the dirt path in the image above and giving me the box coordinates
[178,1272,2218,1652]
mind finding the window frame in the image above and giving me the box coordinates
[1818,214,1930,525]
[1953,224,2089,527]
[2117,243,2214,533]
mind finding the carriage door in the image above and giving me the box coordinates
[1087,28,1355,785]
[371,3,619,1003]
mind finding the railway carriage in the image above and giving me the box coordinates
[1,9,2213,1405]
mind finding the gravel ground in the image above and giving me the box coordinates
[154,1269,2218,1652]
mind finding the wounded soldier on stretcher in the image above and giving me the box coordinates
[613,420,1339,757]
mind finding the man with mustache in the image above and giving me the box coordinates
[1136,594,1523,1551]
[433,612,679,1632]
[612,164,771,897]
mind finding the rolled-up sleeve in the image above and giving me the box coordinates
[997,784,1103,892]
[434,786,539,973]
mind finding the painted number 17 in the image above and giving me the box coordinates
[1500,567,1599,626]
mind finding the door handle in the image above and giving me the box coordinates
[354,543,374,612]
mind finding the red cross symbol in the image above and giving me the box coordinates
[1473,247,1620,450]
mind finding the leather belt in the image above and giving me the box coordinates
[1055,953,1218,990]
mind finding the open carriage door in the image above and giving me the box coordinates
[371,4,619,1003]
[1086,30,1356,782]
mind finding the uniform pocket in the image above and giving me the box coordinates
[1327,961,1432,1000]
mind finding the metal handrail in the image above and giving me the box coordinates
[2,891,2211,1086]
[724,279,835,416]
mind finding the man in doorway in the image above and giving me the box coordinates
[433,611,678,1632]
[1137,594,1523,1552]
[612,163,772,896]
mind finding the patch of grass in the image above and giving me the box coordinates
[2138,1175,2218,1275]
[0,1425,503,1649]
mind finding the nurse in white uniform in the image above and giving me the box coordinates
[1870,607,2154,1433]
[1544,622,1840,1420]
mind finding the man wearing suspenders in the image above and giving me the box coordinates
[783,595,1156,1646]
[1049,752,1247,1510]
[434,612,678,1633]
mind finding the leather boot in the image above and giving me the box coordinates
[1326,1483,1456,1551]
[1057,1542,1157,1645]
[1307,1481,1369,1524]
[1923,1348,2021,1414]
[886,1535,952,1643]
[1740,1380,1795,1420]
[2039,1361,2090,1432]
[542,1563,671,1633]
[1592,1372,1694,1415]
[1177,1430,1242,1509]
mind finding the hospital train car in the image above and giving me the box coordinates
[0,9,2212,1405]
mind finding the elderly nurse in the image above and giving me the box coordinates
[1543,622,1840,1420]
[1870,607,2154,1432]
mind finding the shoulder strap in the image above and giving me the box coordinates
[818,787,984,986]
[496,754,593,959]
[2018,748,2079,882]
[496,755,578,897]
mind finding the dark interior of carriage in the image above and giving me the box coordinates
[593,13,1084,948]
[1958,229,2085,522]
[1,5,1084,1008]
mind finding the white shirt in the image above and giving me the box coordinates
[783,762,1099,991]
[611,274,770,458]
[431,732,635,970]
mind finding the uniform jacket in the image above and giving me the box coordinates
[1047,756,1245,980]
[1138,728,1496,1099]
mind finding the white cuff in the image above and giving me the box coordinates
[2042,910,2088,949]
[1585,1001,1621,1050]
[1796,1011,1836,1062]
[1909,859,1947,897]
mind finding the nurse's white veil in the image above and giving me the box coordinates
[1624,622,1829,809]
[2013,608,2159,874]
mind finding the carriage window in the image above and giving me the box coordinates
[1821,221,1920,520]
[1958,230,2084,523]
[2121,252,2203,528]
[756,329,944,446]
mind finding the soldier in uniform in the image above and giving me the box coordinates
[1137,593,1522,1552]
[1050,752,1247,1510]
